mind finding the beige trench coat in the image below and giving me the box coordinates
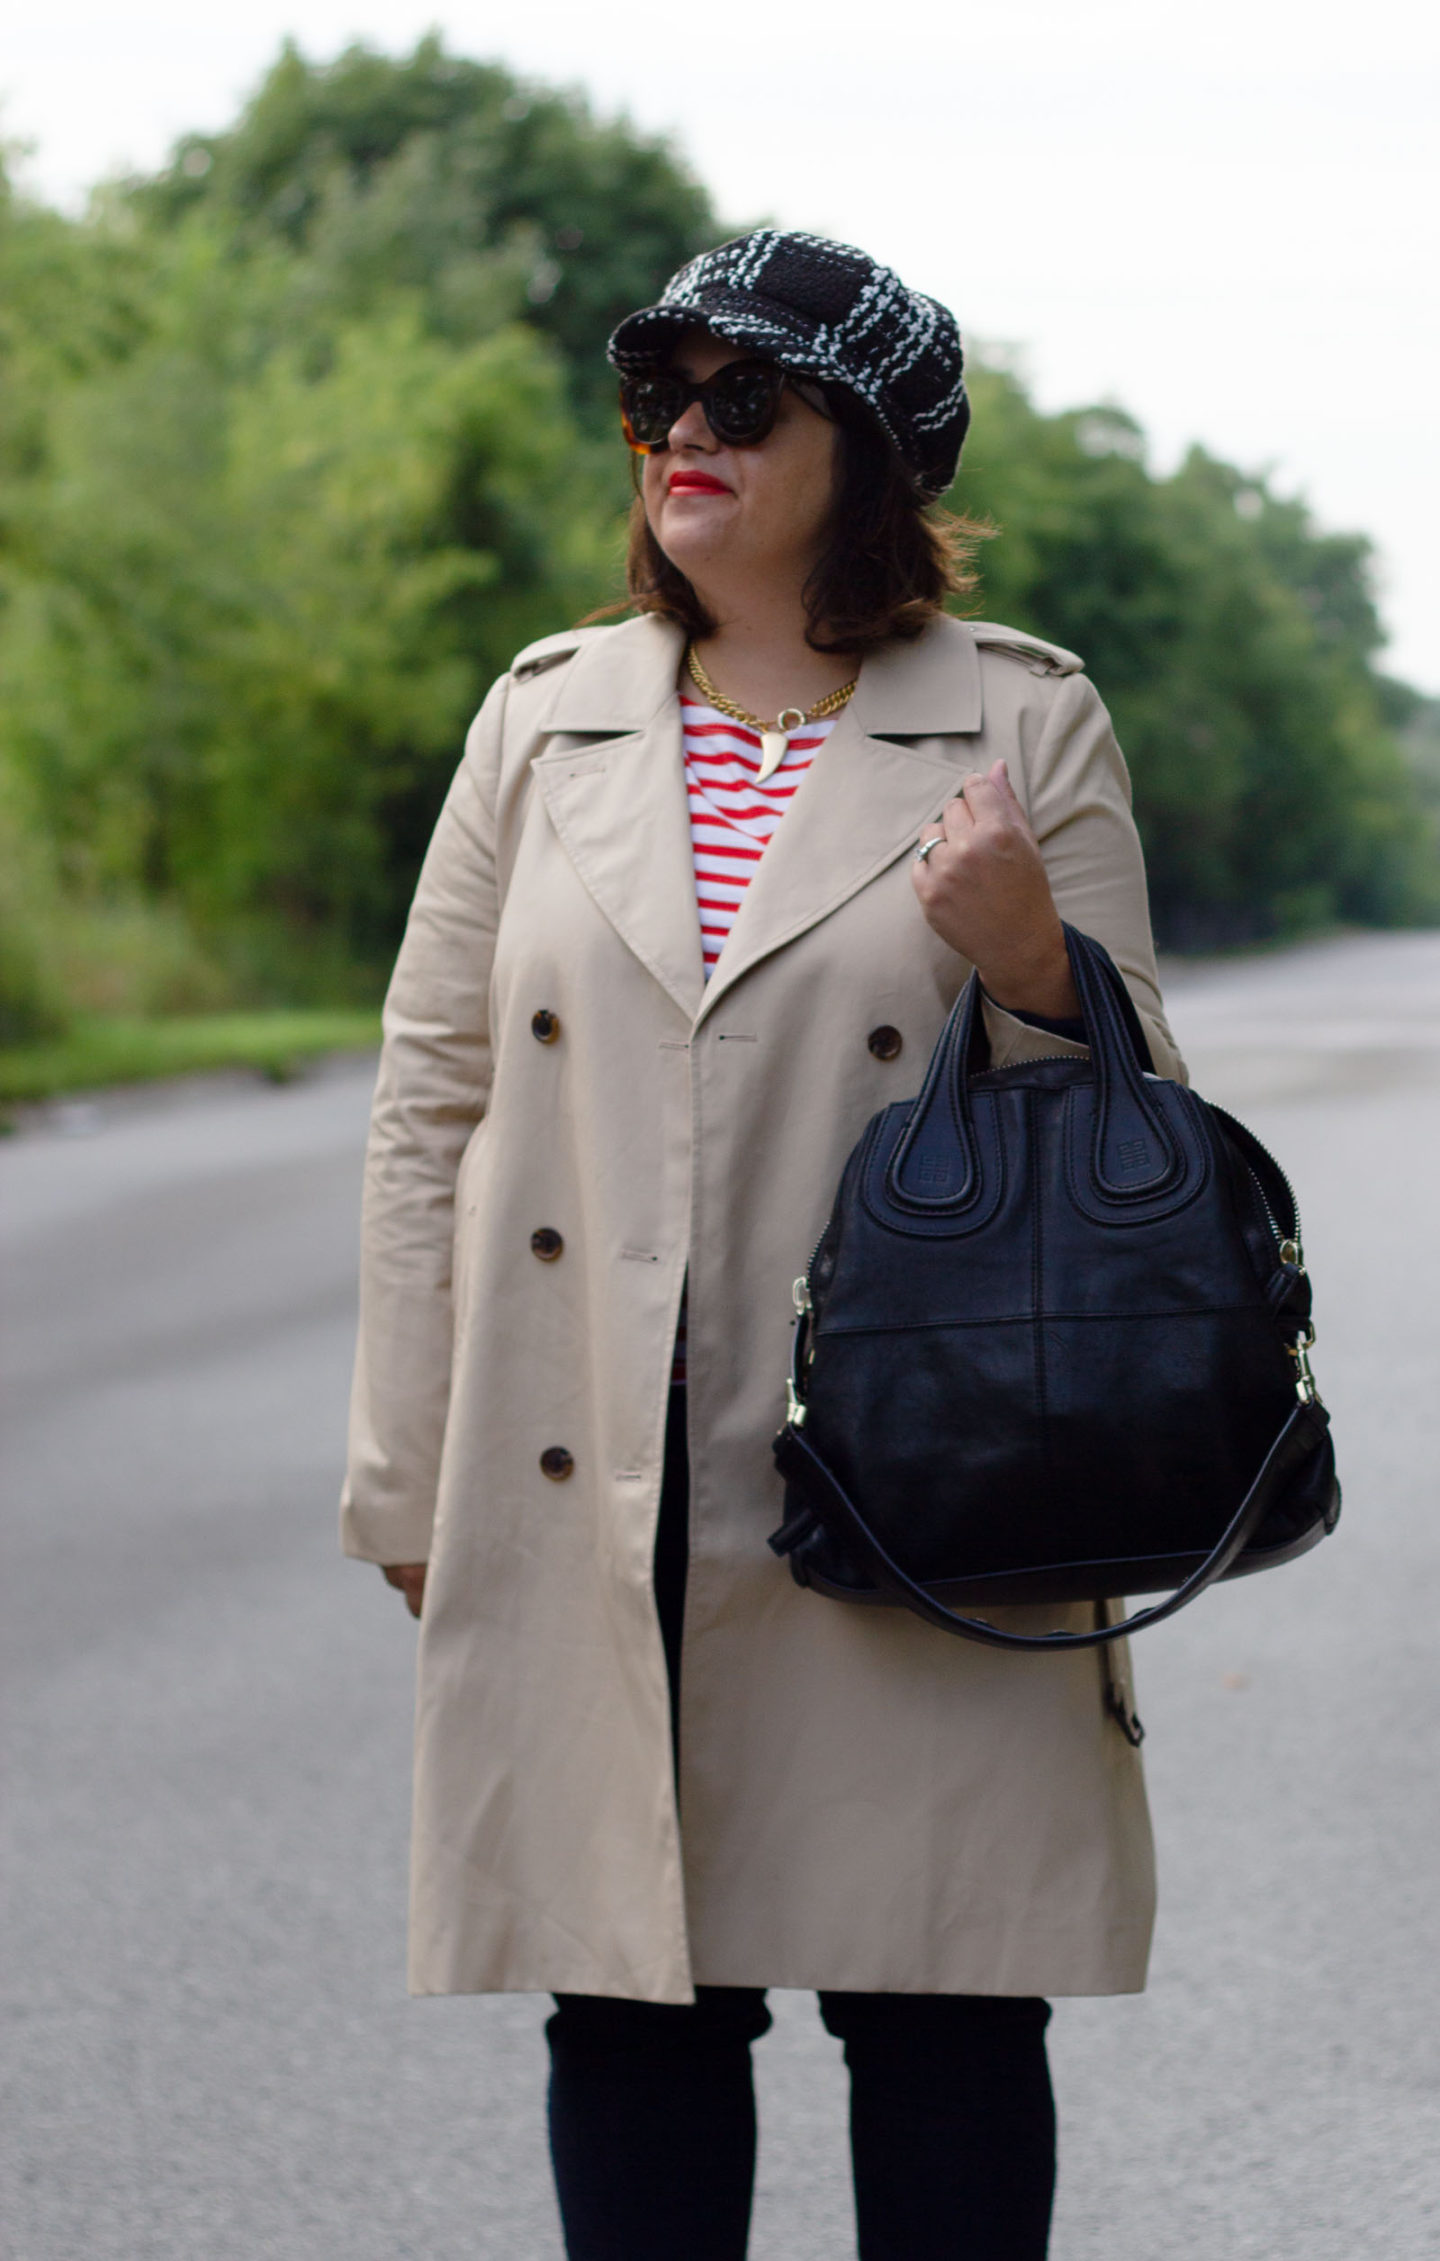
[341,610,1186,2005]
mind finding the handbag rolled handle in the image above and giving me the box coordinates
[885,925,1182,1219]
[772,1397,1332,1651]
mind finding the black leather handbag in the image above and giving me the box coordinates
[770,925,1340,1653]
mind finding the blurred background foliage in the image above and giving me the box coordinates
[2,34,1436,1059]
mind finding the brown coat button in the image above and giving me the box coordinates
[530,1227,564,1261]
[868,1025,903,1061]
[531,1009,560,1044]
[540,1447,575,1481]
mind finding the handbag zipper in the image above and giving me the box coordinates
[1239,1152,1305,1269]
[969,1054,1083,1078]
[1237,1153,1317,1399]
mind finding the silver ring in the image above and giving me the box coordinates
[914,834,943,863]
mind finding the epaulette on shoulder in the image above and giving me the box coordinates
[510,628,592,684]
[968,621,1085,678]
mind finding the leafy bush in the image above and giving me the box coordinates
[0,36,1432,1048]
[955,368,1437,944]
[0,769,67,1043]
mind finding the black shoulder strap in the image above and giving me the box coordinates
[772,1399,1330,1651]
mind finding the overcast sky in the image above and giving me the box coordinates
[6,0,1437,689]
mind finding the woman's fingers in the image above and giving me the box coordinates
[957,771,1003,826]
[951,767,1027,839]
[911,759,1074,1014]
[940,781,979,840]
[938,766,1031,841]
[986,758,1034,832]
[929,766,1039,859]
[381,1562,428,1619]
[926,773,1025,869]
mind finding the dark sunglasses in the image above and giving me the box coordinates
[619,359,833,453]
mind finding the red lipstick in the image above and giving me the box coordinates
[668,470,731,495]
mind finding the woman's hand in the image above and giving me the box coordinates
[381,1563,427,1619]
[911,760,1079,1020]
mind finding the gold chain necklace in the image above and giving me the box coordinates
[686,645,858,783]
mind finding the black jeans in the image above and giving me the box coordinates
[546,1390,1056,2261]
[547,1985,1055,2261]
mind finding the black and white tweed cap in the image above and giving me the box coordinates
[607,229,969,499]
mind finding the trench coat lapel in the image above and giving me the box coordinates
[695,615,985,1024]
[529,612,986,1030]
[532,619,705,1022]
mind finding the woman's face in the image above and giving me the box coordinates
[640,328,842,606]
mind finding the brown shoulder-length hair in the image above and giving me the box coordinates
[598,388,990,654]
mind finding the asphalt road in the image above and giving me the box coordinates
[3,932,1438,2261]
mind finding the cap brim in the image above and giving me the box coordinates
[608,290,827,375]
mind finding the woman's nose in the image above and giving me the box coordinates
[667,397,714,450]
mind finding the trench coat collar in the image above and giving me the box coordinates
[540,611,983,738]
[531,613,985,1027]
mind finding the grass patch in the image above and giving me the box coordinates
[0,1009,381,1105]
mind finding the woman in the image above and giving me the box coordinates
[342,229,1184,2259]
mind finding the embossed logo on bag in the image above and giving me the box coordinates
[914,1156,952,1187]
[1117,1138,1151,1174]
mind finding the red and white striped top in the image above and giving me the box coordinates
[672,691,839,1384]
[681,692,838,978]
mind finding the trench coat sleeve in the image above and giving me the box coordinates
[983,671,1187,1083]
[339,678,507,1565]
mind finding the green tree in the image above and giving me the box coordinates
[128,36,722,425]
[0,232,601,987]
[0,32,722,1007]
[1,49,1434,1044]
[954,366,1436,944]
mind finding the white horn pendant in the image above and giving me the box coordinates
[758,709,806,785]
[757,731,787,783]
